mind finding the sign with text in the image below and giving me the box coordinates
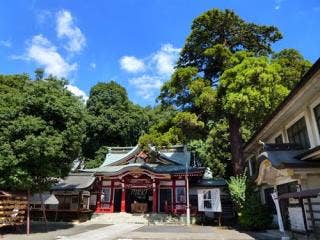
[197,188,221,212]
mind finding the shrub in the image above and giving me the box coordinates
[238,193,273,230]
[228,173,273,230]
[228,173,247,212]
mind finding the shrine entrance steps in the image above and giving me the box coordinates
[90,213,187,225]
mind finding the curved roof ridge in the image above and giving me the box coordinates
[100,145,140,167]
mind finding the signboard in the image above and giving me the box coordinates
[126,178,153,188]
[288,207,306,232]
[197,188,221,212]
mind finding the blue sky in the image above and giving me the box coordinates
[1,0,320,106]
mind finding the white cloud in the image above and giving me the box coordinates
[90,62,96,69]
[26,34,77,78]
[66,84,88,101]
[119,43,180,100]
[120,56,145,73]
[56,10,86,53]
[275,0,284,10]
[152,44,180,76]
[0,40,12,48]
[120,43,180,100]
[129,75,163,99]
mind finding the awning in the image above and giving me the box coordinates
[30,192,59,205]
[279,188,320,199]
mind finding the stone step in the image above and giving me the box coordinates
[90,213,185,225]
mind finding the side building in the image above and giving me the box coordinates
[244,57,320,233]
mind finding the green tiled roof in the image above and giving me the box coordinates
[101,145,140,166]
[83,163,205,175]
[100,145,190,167]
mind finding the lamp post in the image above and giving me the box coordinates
[184,145,190,226]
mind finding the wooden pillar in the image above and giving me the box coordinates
[299,197,309,234]
[26,189,30,234]
[152,180,157,213]
[78,191,82,210]
[121,181,126,212]
[172,179,176,214]
[307,198,316,233]
[96,177,102,212]
[110,180,114,213]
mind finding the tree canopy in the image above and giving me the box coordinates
[146,8,311,176]
[0,8,313,186]
[0,74,86,191]
[178,9,282,84]
[82,81,159,167]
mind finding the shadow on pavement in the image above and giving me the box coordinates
[0,222,75,235]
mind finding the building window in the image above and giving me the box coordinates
[287,117,310,149]
[82,195,90,209]
[175,187,186,203]
[275,134,283,144]
[101,187,111,203]
[314,103,320,137]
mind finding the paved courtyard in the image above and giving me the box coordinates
[1,222,282,240]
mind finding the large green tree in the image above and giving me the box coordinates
[83,81,157,167]
[157,9,311,175]
[0,74,86,191]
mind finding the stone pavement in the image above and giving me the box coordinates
[58,223,143,240]
[116,225,257,240]
[1,222,283,240]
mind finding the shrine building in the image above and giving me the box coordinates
[84,145,209,214]
[51,145,230,218]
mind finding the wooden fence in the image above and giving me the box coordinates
[0,191,27,227]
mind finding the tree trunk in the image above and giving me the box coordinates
[229,114,245,175]
[39,192,48,232]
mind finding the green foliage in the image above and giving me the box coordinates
[228,174,273,230]
[156,8,287,175]
[85,146,109,169]
[272,48,312,89]
[219,55,290,131]
[0,74,86,191]
[83,81,158,166]
[228,173,247,212]
[155,8,311,176]
[178,8,282,82]
[139,111,205,150]
[188,119,231,177]
[238,194,273,230]
[86,81,129,114]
